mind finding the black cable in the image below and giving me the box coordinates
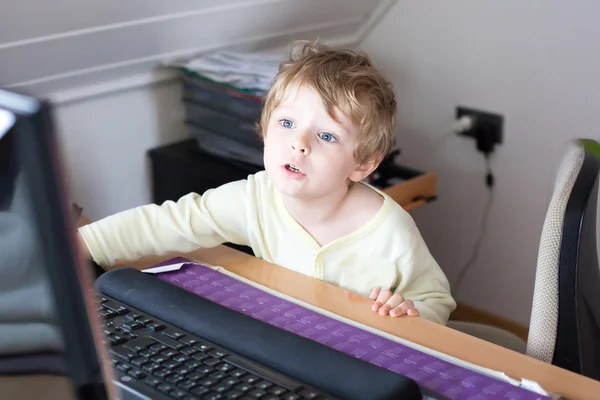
[452,154,494,295]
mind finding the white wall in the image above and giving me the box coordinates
[360,0,600,325]
[54,81,187,221]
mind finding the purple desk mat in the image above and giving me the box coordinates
[154,258,549,400]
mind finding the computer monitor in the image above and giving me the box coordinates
[0,89,114,399]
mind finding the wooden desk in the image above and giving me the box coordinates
[4,246,600,400]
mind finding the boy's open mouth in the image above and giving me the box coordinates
[285,164,302,173]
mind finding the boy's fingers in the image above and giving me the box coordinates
[390,300,416,317]
[407,308,419,317]
[379,293,405,315]
[375,288,392,305]
[372,288,391,312]
[369,287,381,300]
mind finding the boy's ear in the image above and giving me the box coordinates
[349,154,382,183]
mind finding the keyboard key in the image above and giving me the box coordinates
[193,343,212,352]
[173,354,190,363]
[242,375,260,385]
[181,347,199,356]
[127,368,146,380]
[138,316,153,325]
[197,366,214,375]
[139,349,156,358]
[103,327,115,336]
[130,357,147,367]
[254,381,272,390]
[98,310,117,319]
[150,343,168,352]
[185,360,203,370]
[217,363,234,372]
[187,371,207,381]
[102,300,130,315]
[108,335,127,345]
[203,357,220,366]
[166,375,185,385]
[209,372,228,381]
[151,354,169,364]
[229,369,246,378]
[198,378,217,387]
[122,321,143,331]
[153,368,169,379]
[174,366,192,376]
[151,334,185,350]
[213,382,232,393]
[208,349,226,359]
[147,323,166,332]
[177,379,197,391]
[162,349,178,358]
[203,393,221,400]
[125,313,142,321]
[224,392,243,399]
[157,383,174,394]
[235,383,253,392]
[191,353,209,362]
[180,336,200,346]
[248,389,266,398]
[163,360,181,369]
[269,387,286,396]
[143,377,161,388]
[110,346,136,362]
[170,389,188,399]
[281,395,301,400]
[298,389,319,399]
[115,364,130,373]
[163,328,186,340]
[221,378,240,387]
[191,386,210,396]
[141,362,160,373]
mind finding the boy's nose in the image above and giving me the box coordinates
[291,135,310,155]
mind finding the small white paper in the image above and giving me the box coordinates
[142,262,186,274]
[519,378,553,397]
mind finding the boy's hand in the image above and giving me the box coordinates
[369,287,419,317]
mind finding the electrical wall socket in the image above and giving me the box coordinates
[456,106,504,154]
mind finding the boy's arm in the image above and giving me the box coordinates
[78,179,251,268]
[394,245,457,325]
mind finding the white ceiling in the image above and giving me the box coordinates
[0,0,394,101]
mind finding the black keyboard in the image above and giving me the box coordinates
[97,295,334,400]
[94,268,425,400]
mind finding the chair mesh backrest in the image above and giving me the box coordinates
[526,141,585,362]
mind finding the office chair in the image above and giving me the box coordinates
[449,139,600,381]
[527,138,600,379]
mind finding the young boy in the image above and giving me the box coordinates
[78,41,456,325]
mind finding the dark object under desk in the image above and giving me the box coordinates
[148,139,260,255]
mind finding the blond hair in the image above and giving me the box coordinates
[257,40,397,164]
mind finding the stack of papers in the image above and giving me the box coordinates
[170,51,282,96]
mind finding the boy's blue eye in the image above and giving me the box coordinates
[280,119,295,129]
[319,132,336,142]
